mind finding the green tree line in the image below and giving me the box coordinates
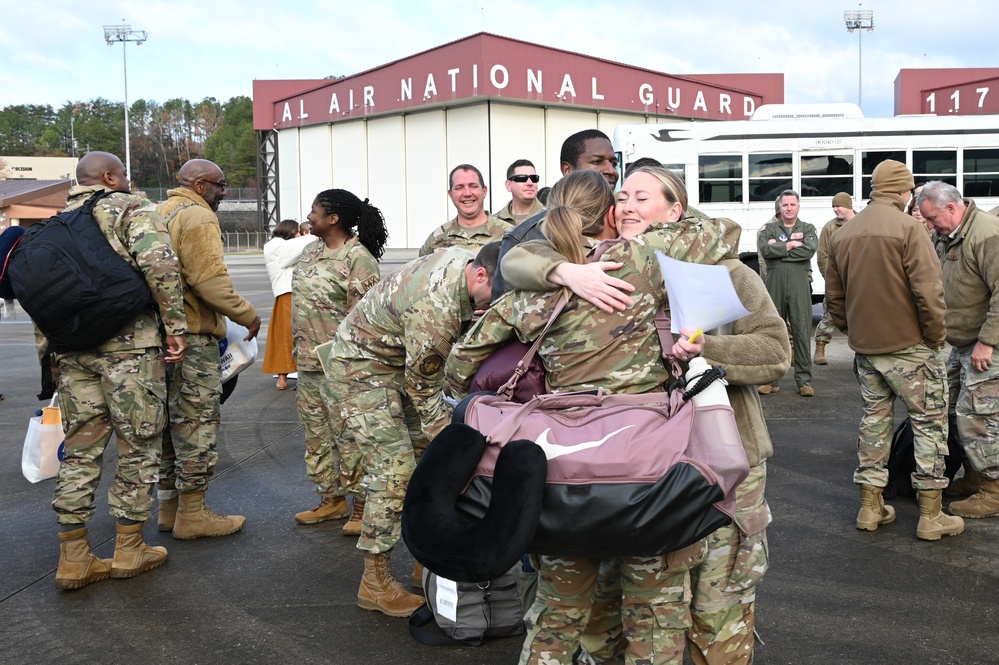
[0,96,255,188]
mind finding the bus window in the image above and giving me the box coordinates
[748,153,792,202]
[801,154,854,197]
[861,150,905,198]
[699,155,742,203]
[913,150,957,188]
[964,148,999,198]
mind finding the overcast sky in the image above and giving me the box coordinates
[1,0,994,119]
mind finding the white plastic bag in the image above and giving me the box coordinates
[22,394,65,483]
[219,318,258,382]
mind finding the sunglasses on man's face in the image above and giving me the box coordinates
[508,174,540,183]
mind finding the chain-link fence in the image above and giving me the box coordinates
[140,187,258,203]
[222,230,268,252]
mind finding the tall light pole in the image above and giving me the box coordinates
[844,6,874,110]
[103,23,147,182]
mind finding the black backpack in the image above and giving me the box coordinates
[5,191,154,353]
[884,417,964,499]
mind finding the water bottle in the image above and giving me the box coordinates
[684,357,730,407]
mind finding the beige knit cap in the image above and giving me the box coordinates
[832,192,853,210]
[871,160,915,194]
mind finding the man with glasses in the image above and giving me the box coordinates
[156,159,261,540]
[419,164,511,256]
[494,159,545,226]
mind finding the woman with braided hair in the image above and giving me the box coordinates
[290,189,388,528]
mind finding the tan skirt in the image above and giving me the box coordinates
[262,293,296,374]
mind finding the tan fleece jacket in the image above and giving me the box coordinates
[159,188,257,338]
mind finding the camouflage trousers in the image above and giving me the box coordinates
[331,379,427,554]
[295,369,362,497]
[687,464,770,664]
[160,334,223,493]
[52,347,167,524]
[582,466,771,665]
[813,298,836,344]
[519,542,707,665]
[947,346,999,480]
[854,343,949,490]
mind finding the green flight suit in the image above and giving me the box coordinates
[758,216,818,388]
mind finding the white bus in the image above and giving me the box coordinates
[612,104,999,297]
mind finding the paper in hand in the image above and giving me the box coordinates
[655,252,751,334]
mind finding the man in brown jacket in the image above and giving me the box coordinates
[156,159,262,539]
[919,181,999,518]
[826,160,963,541]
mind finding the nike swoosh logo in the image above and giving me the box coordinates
[534,425,635,460]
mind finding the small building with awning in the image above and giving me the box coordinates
[0,180,72,228]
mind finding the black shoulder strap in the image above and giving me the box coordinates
[408,604,462,647]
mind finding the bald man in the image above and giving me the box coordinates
[51,151,187,589]
[157,159,260,540]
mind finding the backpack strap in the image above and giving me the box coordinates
[494,292,568,399]
[161,200,198,227]
[407,604,464,647]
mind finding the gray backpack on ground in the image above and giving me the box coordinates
[407,561,532,646]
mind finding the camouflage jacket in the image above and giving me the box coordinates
[62,185,186,353]
[498,216,739,291]
[291,235,380,372]
[330,248,475,437]
[418,216,511,256]
[448,235,691,397]
[159,188,256,338]
[493,199,545,226]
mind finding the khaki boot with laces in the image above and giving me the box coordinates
[295,495,350,525]
[111,522,168,578]
[173,491,245,539]
[948,479,999,519]
[814,341,828,365]
[357,552,426,617]
[944,466,984,497]
[917,489,965,539]
[342,497,365,536]
[856,484,895,531]
[55,527,112,590]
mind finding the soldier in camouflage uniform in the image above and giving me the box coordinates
[463,168,789,664]
[827,161,964,541]
[918,181,999,517]
[156,159,261,540]
[321,243,499,618]
[291,189,385,530]
[50,152,188,590]
[418,164,511,256]
[757,190,818,396]
[813,193,855,365]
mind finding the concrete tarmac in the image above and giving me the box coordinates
[1,253,997,665]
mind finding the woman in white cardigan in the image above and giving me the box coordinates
[262,220,316,389]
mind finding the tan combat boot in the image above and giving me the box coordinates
[814,341,828,365]
[757,384,779,395]
[55,527,112,590]
[295,495,350,525]
[917,489,965,539]
[158,489,178,532]
[944,466,984,497]
[411,561,425,589]
[948,479,999,519]
[357,552,426,617]
[342,497,365,536]
[173,491,246,539]
[856,484,895,531]
[111,522,168,578]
